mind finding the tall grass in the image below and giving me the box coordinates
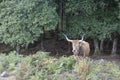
[0,51,120,80]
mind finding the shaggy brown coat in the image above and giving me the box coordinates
[63,34,90,60]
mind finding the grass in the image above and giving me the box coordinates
[0,51,120,80]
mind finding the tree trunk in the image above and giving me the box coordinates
[58,0,63,31]
[40,27,45,50]
[94,39,100,54]
[58,0,66,31]
[16,44,21,53]
[100,39,104,53]
[55,0,65,41]
[111,38,117,55]
[40,41,44,50]
[62,0,66,30]
[25,44,29,50]
[105,40,110,50]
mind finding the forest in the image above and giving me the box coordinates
[0,0,120,55]
[0,0,120,80]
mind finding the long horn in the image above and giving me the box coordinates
[63,33,73,42]
[81,34,85,41]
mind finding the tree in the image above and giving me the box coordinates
[63,0,120,55]
[64,0,96,37]
[0,0,58,53]
[64,0,102,54]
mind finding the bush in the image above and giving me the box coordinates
[0,51,22,72]
[74,58,120,80]
[0,51,75,80]
[0,51,120,80]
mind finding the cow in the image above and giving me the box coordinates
[63,34,90,60]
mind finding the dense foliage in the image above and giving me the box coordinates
[0,0,58,47]
[0,0,120,54]
[64,0,119,38]
[63,0,120,54]
[0,1,120,80]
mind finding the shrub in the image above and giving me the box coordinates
[0,51,22,72]
[74,58,120,80]
[0,51,120,80]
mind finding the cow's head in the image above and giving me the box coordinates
[63,34,85,54]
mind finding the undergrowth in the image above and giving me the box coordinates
[0,51,120,80]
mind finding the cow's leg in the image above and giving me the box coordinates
[74,54,80,61]
[74,55,78,61]
[83,52,86,58]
